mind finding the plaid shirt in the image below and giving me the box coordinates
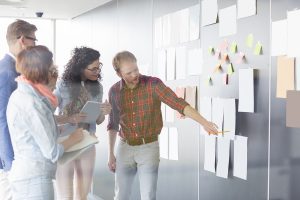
[107,75,189,139]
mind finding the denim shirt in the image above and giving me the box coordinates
[6,82,64,181]
[54,80,103,134]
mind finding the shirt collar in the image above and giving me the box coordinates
[7,52,16,61]
[118,74,146,91]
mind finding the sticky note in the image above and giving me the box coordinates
[214,63,222,73]
[236,52,245,64]
[230,42,237,53]
[246,33,254,48]
[227,63,234,75]
[206,76,212,85]
[254,41,262,55]
[222,53,229,64]
[208,46,214,54]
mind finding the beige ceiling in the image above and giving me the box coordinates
[0,0,111,19]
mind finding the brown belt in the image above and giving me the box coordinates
[121,135,158,146]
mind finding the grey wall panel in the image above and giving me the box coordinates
[199,0,270,199]
[270,1,300,200]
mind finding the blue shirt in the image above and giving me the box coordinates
[6,82,64,181]
[54,80,103,135]
[0,54,18,171]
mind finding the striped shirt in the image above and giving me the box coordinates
[107,75,189,139]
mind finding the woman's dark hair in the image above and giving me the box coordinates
[62,46,101,98]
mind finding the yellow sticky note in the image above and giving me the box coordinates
[230,42,237,53]
[254,41,262,55]
[246,34,254,48]
[227,63,234,75]
[208,46,214,54]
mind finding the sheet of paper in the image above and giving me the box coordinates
[219,5,237,37]
[162,14,171,46]
[297,57,300,90]
[154,17,163,48]
[276,56,295,98]
[166,105,174,122]
[233,135,248,180]
[212,98,224,133]
[271,20,287,56]
[170,11,180,45]
[237,0,256,19]
[65,130,98,152]
[287,9,300,57]
[216,137,230,178]
[175,46,187,80]
[157,50,166,81]
[189,4,200,41]
[201,0,218,26]
[200,97,212,135]
[159,127,169,159]
[185,86,197,109]
[223,98,236,140]
[175,87,185,119]
[178,8,189,43]
[187,48,203,75]
[167,48,176,80]
[169,127,179,160]
[204,134,216,173]
[286,91,300,127]
[238,68,254,112]
[58,144,94,165]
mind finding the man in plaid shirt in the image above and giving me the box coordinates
[107,51,217,200]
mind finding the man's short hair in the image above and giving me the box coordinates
[6,19,37,45]
[112,51,137,72]
[16,45,53,84]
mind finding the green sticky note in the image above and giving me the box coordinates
[230,42,237,53]
[246,34,254,48]
[254,41,262,55]
[206,76,212,85]
[227,63,234,75]
[208,46,214,54]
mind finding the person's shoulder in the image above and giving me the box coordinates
[142,75,162,85]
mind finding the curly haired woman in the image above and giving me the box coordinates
[54,46,111,200]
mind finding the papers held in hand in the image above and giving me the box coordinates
[80,101,101,123]
[58,130,99,165]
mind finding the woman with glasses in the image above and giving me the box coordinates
[54,46,111,200]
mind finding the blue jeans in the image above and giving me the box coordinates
[114,141,160,200]
[11,177,54,200]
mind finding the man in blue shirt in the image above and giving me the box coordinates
[0,19,37,200]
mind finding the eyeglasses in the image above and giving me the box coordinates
[86,63,103,73]
[17,35,38,42]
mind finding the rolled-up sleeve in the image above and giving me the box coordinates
[154,78,189,115]
[107,87,120,131]
[25,108,64,163]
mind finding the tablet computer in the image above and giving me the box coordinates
[80,101,101,123]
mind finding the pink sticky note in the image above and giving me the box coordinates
[236,52,245,64]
